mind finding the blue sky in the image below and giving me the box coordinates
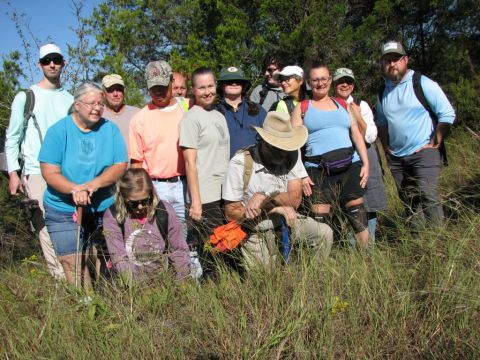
[0,0,101,83]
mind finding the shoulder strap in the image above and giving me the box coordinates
[377,83,386,103]
[332,97,348,111]
[300,99,309,120]
[19,89,37,146]
[237,146,255,192]
[284,96,295,115]
[258,85,269,106]
[412,71,438,124]
[412,71,448,166]
[155,201,169,251]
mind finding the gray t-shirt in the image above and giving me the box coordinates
[179,105,230,204]
[102,105,140,151]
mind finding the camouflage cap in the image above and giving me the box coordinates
[102,74,125,89]
[145,60,173,89]
[333,68,355,82]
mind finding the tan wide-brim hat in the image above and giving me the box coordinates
[253,111,308,151]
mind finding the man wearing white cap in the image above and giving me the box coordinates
[223,111,333,270]
[101,74,139,149]
[5,43,73,279]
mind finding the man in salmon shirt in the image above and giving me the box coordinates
[129,60,189,232]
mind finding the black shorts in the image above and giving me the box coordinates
[307,161,364,206]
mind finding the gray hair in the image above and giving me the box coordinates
[69,82,103,114]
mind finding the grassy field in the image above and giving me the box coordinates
[1,128,479,359]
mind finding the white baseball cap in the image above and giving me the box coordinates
[39,44,63,59]
[273,65,304,81]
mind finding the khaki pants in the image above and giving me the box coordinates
[23,174,65,279]
[241,215,333,271]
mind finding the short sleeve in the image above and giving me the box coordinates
[38,120,65,166]
[222,153,246,202]
[179,111,200,149]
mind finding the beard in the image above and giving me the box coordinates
[383,66,408,83]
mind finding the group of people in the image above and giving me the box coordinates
[4,40,455,289]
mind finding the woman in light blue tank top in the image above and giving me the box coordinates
[291,63,371,249]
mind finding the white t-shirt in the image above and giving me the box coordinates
[223,147,307,206]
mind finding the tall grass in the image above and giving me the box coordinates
[1,127,479,358]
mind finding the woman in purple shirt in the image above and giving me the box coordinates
[103,168,190,281]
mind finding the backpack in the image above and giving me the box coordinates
[109,201,170,251]
[0,89,37,175]
[377,71,448,166]
[269,96,296,114]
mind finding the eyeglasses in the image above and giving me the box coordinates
[39,57,63,66]
[310,77,332,84]
[266,67,278,74]
[78,101,105,109]
[381,55,406,65]
[126,197,151,209]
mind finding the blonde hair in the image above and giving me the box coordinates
[114,168,159,224]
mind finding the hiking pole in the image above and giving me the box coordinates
[74,206,83,288]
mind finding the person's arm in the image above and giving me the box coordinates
[103,209,136,277]
[349,105,369,189]
[290,104,303,127]
[183,147,202,221]
[359,101,377,144]
[40,162,127,206]
[5,92,27,194]
[128,112,144,165]
[350,102,367,139]
[163,202,191,279]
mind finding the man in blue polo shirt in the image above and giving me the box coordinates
[376,40,455,227]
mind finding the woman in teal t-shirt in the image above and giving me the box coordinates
[39,82,128,289]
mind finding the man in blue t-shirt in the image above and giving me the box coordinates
[376,40,455,227]
[5,44,73,279]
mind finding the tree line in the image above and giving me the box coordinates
[1,0,479,134]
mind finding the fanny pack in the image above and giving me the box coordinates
[306,147,354,176]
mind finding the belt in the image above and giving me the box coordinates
[152,175,186,183]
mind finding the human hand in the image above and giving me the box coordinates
[359,165,369,189]
[244,192,268,219]
[302,176,314,197]
[269,206,297,227]
[189,202,202,222]
[71,184,91,206]
[8,172,24,195]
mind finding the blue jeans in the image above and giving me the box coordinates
[44,204,104,256]
[153,179,187,236]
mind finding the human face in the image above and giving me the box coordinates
[191,73,216,109]
[381,54,409,83]
[264,63,279,87]
[309,67,332,100]
[334,77,355,100]
[74,91,104,128]
[126,190,151,218]
[280,76,303,99]
[149,84,173,107]
[104,84,125,112]
[222,80,243,98]
[39,54,64,81]
[172,74,187,97]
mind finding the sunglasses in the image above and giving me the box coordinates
[223,80,243,86]
[266,67,278,74]
[126,197,151,209]
[336,78,354,85]
[40,56,63,66]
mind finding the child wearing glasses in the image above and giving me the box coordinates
[103,168,190,282]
